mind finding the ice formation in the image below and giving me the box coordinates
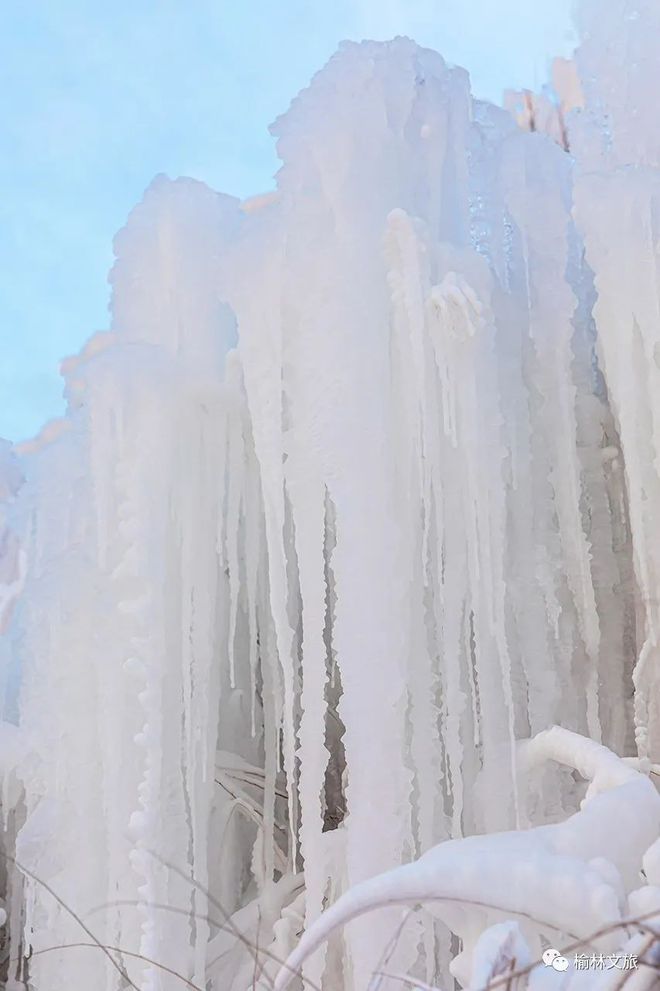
[273,728,660,990]
[1,1,660,989]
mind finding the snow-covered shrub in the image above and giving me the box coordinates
[274,727,660,990]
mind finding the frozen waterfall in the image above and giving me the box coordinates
[1,2,660,989]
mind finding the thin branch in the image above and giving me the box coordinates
[151,854,322,991]
[0,853,139,990]
[252,908,262,991]
[377,973,442,991]
[368,908,416,991]
[461,908,660,991]
[31,942,204,991]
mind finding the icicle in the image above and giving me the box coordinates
[6,19,660,991]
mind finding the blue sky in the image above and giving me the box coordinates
[0,0,575,442]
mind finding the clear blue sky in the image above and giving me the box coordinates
[0,0,576,442]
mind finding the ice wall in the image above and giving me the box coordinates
[0,3,657,989]
[7,181,255,991]
[571,0,660,764]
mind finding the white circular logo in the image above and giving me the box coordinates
[543,948,569,972]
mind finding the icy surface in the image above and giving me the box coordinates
[273,728,660,990]
[0,2,659,989]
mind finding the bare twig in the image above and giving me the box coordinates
[252,908,262,991]
[377,908,660,991]
[368,908,416,991]
[376,973,441,991]
[152,854,322,991]
[31,942,204,990]
[0,852,139,990]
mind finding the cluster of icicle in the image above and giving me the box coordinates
[2,0,660,988]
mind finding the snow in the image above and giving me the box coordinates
[272,727,660,990]
[0,2,659,989]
